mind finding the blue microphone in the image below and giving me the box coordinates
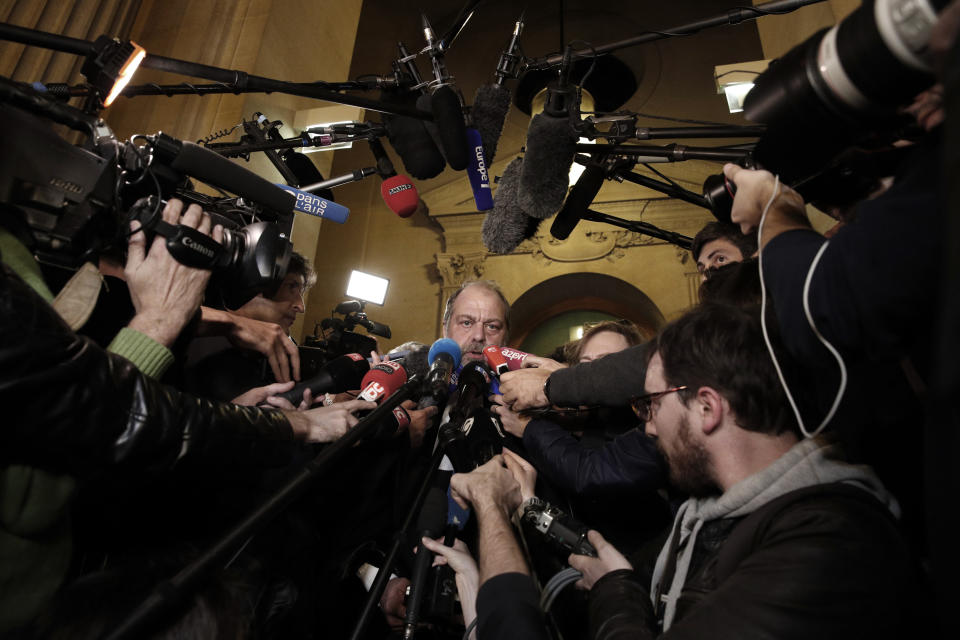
[465,128,493,211]
[276,184,350,223]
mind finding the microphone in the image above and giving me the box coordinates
[447,361,492,427]
[301,167,377,194]
[359,360,409,402]
[159,136,295,216]
[381,175,419,218]
[471,13,524,166]
[381,88,446,180]
[495,346,532,371]
[421,13,470,171]
[550,161,606,241]
[273,353,370,405]
[420,338,461,409]
[484,346,531,374]
[482,157,540,254]
[275,184,350,224]
[517,46,578,220]
[369,137,420,217]
[465,128,492,211]
[483,345,510,376]
[403,478,449,639]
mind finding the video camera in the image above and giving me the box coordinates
[0,77,295,309]
[300,299,392,377]
[703,0,946,220]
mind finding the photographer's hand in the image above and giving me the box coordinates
[723,164,809,248]
[126,199,223,347]
[569,530,632,590]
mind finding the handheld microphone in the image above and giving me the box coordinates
[482,157,540,254]
[273,353,370,405]
[447,361,492,426]
[276,184,350,224]
[403,478,449,639]
[465,128,492,211]
[550,161,606,240]
[420,338,461,410]
[471,13,524,166]
[487,346,532,372]
[483,345,510,376]
[517,46,578,220]
[359,360,408,402]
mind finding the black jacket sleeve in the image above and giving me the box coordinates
[547,343,651,407]
[588,569,658,640]
[763,132,942,367]
[523,420,666,496]
[1,265,295,476]
[477,572,550,640]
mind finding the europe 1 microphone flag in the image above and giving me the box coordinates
[465,128,493,211]
[277,184,350,224]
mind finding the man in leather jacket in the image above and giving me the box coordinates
[0,199,374,632]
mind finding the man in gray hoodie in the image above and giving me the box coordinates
[458,303,915,640]
[569,303,915,639]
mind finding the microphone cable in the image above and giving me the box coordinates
[756,175,848,439]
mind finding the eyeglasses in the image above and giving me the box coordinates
[629,386,688,422]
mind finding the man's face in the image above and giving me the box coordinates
[643,353,716,497]
[443,285,507,365]
[236,272,306,333]
[578,330,630,363]
[696,238,744,282]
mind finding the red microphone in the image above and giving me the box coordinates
[381,175,419,218]
[496,346,532,371]
[359,360,408,402]
[370,137,420,218]
[483,345,510,376]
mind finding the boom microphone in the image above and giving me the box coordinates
[471,13,524,166]
[465,128,492,211]
[381,88,446,180]
[369,136,420,217]
[482,157,540,254]
[550,162,606,241]
[273,353,370,405]
[421,13,470,171]
[517,46,578,219]
[381,175,419,218]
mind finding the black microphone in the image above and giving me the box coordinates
[381,87,446,180]
[483,157,540,254]
[421,13,470,171]
[550,161,606,240]
[518,46,578,220]
[157,135,295,216]
[419,338,461,410]
[273,353,370,405]
[403,478,449,639]
[472,13,524,166]
[447,361,492,427]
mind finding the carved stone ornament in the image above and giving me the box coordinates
[435,252,487,289]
